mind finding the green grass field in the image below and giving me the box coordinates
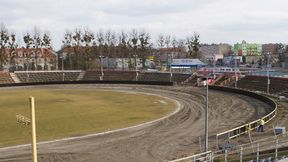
[0,88,175,147]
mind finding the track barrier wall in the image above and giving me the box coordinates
[0,80,173,87]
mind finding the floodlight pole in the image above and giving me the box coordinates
[205,73,209,152]
[26,58,29,83]
[213,55,216,79]
[99,55,104,80]
[234,56,237,88]
[61,54,64,81]
[169,54,173,82]
[134,54,138,81]
[29,96,37,162]
[267,53,270,94]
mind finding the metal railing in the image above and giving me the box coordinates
[171,86,278,162]
[169,151,213,162]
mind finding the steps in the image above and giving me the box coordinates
[10,73,21,83]
[76,71,86,81]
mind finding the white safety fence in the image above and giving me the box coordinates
[170,132,288,162]
[169,151,213,162]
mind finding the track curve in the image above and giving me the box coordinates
[0,84,271,162]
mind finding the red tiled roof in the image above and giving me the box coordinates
[2,48,56,59]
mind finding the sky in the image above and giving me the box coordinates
[1,0,288,50]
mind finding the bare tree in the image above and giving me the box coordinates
[0,23,9,70]
[82,27,94,69]
[110,31,117,61]
[23,32,33,70]
[32,27,42,70]
[72,28,82,69]
[139,30,151,67]
[42,32,52,49]
[96,29,105,56]
[104,29,116,69]
[118,31,129,70]
[62,30,73,69]
[164,35,171,69]
[41,32,52,70]
[171,36,178,62]
[129,29,139,69]
[177,39,186,58]
[8,33,18,71]
[96,30,105,69]
[186,32,201,59]
[157,34,165,67]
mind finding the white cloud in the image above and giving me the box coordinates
[1,0,288,50]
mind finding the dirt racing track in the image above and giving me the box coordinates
[0,84,272,162]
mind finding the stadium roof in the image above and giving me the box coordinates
[171,59,206,68]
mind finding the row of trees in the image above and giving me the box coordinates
[0,23,52,70]
[61,27,201,70]
[0,23,201,70]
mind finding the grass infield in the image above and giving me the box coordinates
[0,88,175,147]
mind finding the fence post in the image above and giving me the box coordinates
[225,149,228,162]
[256,143,259,162]
[275,139,278,160]
[193,156,196,162]
[216,135,218,150]
[30,96,37,162]
[240,147,243,162]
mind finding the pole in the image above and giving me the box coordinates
[99,56,104,80]
[256,143,259,162]
[240,147,243,162]
[275,139,278,160]
[234,56,237,88]
[134,54,138,81]
[267,53,270,94]
[62,55,64,81]
[224,149,227,162]
[213,55,216,79]
[29,96,37,162]
[26,59,29,83]
[205,74,209,152]
[169,54,173,82]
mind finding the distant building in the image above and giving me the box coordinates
[200,44,231,65]
[2,48,57,71]
[234,41,262,56]
[262,43,278,55]
[233,41,263,65]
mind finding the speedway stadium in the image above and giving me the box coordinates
[0,69,287,162]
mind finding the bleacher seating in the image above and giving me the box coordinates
[14,71,80,83]
[103,71,136,81]
[0,72,14,84]
[236,75,288,97]
[83,71,191,83]
[2,71,288,99]
[82,71,102,81]
[171,73,191,83]
[137,72,171,82]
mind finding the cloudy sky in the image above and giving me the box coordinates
[1,0,288,50]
